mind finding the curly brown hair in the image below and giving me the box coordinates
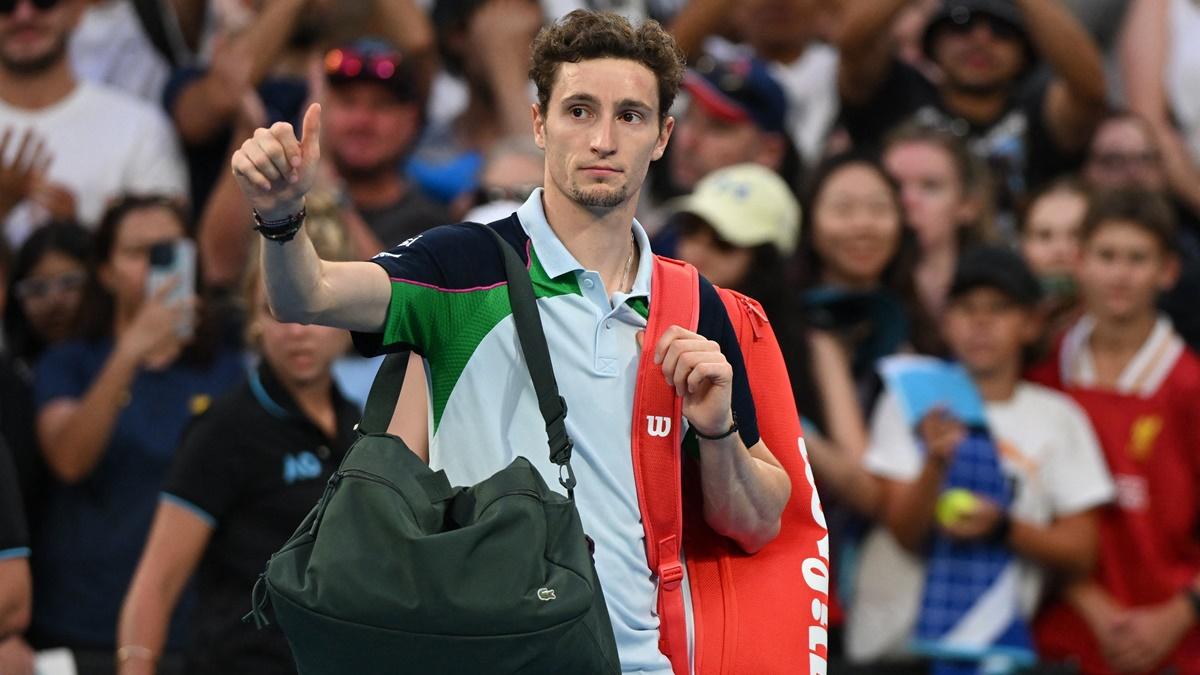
[529,10,685,125]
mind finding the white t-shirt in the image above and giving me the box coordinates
[845,382,1114,663]
[0,82,189,246]
[1168,0,1200,164]
[69,0,172,103]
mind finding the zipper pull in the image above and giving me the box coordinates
[308,472,342,537]
[243,573,272,629]
[739,295,766,340]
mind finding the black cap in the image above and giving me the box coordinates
[948,245,1042,306]
[922,0,1033,61]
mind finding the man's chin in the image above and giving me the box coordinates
[569,184,629,209]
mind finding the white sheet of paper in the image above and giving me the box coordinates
[35,648,78,675]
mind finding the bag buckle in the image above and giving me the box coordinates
[558,459,577,492]
[658,561,684,591]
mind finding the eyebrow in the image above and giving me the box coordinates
[561,93,654,113]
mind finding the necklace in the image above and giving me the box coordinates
[618,235,636,294]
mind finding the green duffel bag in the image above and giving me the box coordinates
[246,225,621,674]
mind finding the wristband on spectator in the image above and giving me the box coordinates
[1185,587,1200,622]
[991,510,1013,544]
[253,206,306,242]
[117,645,156,663]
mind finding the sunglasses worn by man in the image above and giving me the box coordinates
[0,0,59,14]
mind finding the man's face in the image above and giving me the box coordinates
[533,58,672,211]
[932,15,1026,94]
[325,81,420,180]
[670,103,778,191]
[1084,118,1167,192]
[943,286,1035,377]
[0,0,81,75]
[1077,221,1178,323]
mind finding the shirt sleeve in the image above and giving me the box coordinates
[1042,395,1116,516]
[160,405,243,528]
[352,223,505,358]
[864,389,924,481]
[123,103,190,201]
[0,438,28,559]
[33,342,89,408]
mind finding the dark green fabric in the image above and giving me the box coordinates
[252,222,619,674]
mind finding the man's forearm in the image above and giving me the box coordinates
[260,209,329,324]
[698,433,790,554]
[1015,0,1106,106]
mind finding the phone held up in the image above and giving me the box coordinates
[146,239,197,338]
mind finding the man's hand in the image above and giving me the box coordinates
[652,325,734,437]
[470,0,543,63]
[0,636,34,675]
[938,494,1005,542]
[1105,595,1194,674]
[0,127,51,218]
[230,102,322,221]
[30,179,76,221]
[917,408,965,467]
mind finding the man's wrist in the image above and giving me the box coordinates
[693,414,737,441]
[255,198,305,223]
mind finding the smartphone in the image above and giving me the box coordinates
[146,239,196,338]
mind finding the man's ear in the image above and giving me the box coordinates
[755,132,787,172]
[1020,307,1045,346]
[532,103,547,150]
[651,115,675,161]
[1157,252,1182,291]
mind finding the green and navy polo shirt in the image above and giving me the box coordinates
[354,189,760,673]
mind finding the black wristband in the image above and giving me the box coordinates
[991,510,1013,544]
[693,420,738,441]
[253,206,306,242]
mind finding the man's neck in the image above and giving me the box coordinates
[0,60,76,110]
[971,360,1021,402]
[286,373,338,438]
[1090,310,1158,359]
[939,85,1009,126]
[346,171,406,211]
[916,242,957,315]
[541,186,640,294]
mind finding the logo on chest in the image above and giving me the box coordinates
[1125,415,1163,462]
[283,452,323,485]
[646,416,671,438]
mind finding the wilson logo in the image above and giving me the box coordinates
[537,587,556,602]
[646,416,671,438]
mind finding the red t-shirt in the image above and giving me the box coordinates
[1029,324,1200,674]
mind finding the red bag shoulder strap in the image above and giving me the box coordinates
[632,255,699,675]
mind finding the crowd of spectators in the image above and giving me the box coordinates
[1,0,1200,673]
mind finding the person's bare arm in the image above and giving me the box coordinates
[470,0,544,138]
[654,326,790,554]
[1009,509,1099,576]
[38,287,189,484]
[172,0,308,145]
[117,501,213,675]
[1120,0,1200,215]
[372,0,439,102]
[1016,0,1107,151]
[0,558,30,638]
[387,352,430,462]
[231,104,392,330]
[802,331,878,517]
[668,0,730,62]
[836,0,912,105]
[879,409,962,552]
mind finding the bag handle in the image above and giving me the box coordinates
[481,225,576,494]
[356,220,576,494]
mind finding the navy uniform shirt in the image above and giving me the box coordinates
[163,361,357,675]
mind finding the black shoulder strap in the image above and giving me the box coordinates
[358,220,577,493]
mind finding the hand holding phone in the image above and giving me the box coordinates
[146,239,196,338]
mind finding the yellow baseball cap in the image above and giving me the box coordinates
[669,164,801,256]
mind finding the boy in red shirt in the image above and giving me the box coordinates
[1031,189,1200,674]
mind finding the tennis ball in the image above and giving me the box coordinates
[936,488,979,527]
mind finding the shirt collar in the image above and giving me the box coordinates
[515,188,653,299]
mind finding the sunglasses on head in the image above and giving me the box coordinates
[943,11,1021,41]
[0,0,60,15]
[325,47,404,82]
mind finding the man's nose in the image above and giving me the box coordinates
[591,118,617,156]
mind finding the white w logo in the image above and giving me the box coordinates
[646,416,671,438]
